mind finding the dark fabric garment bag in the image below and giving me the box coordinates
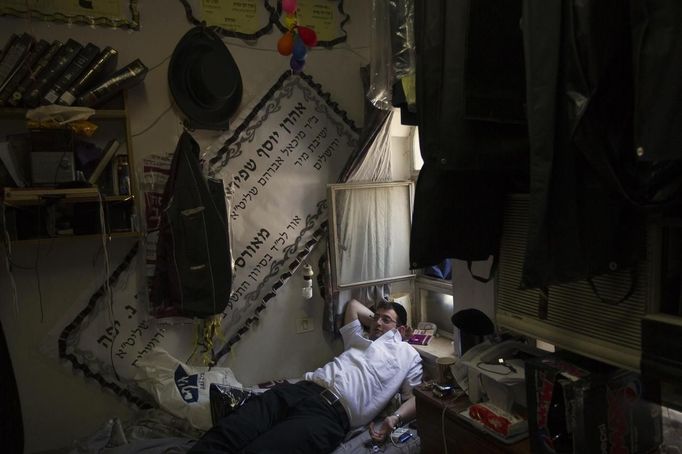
[150,132,232,318]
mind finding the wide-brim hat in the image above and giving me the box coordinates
[168,26,242,130]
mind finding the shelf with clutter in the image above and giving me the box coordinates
[0,121,139,242]
[0,32,149,243]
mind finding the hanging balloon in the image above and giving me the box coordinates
[282,0,297,14]
[277,31,294,56]
[293,37,307,60]
[297,26,318,47]
[284,13,297,29]
[290,56,305,72]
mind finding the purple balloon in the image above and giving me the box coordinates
[290,56,305,72]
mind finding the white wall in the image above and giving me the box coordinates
[0,2,370,451]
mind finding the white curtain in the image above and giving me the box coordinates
[335,111,397,303]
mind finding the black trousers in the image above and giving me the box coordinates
[189,381,349,454]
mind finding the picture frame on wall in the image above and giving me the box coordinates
[179,0,349,46]
[179,0,274,40]
[0,0,141,30]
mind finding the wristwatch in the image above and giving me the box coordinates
[392,412,402,428]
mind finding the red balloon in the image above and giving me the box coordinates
[297,26,318,47]
[277,31,294,56]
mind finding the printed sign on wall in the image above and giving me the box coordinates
[208,71,358,360]
[0,0,140,30]
[45,71,358,404]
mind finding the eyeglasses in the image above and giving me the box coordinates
[372,313,398,325]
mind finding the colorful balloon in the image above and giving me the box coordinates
[284,13,297,29]
[297,26,318,47]
[282,0,297,14]
[290,56,305,72]
[293,36,307,60]
[277,31,294,56]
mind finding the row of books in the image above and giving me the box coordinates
[0,33,149,109]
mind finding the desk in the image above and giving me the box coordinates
[414,385,530,454]
[412,336,454,380]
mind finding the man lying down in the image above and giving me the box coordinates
[189,299,423,453]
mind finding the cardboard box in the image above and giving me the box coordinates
[526,353,662,454]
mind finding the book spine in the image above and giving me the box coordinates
[0,33,34,92]
[58,46,118,106]
[0,40,49,107]
[43,43,100,105]
[116,155,130,195]
[23,39,82,108]
[76,59,148,108]
[0,34,19,65]
[111,156,119,196]
[8,40,62,107]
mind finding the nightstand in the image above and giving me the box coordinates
[414,385,530,454]
[412,336,454,380]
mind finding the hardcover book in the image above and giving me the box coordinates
[23,38,82,108]
[0,34,18,64]
[0,39,49,107]
[8,40,62,107]
[43,42,100,105]
[76,59,148,108]
[58,46,118,106]
[0,33,34,92]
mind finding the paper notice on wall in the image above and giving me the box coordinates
[207,71,358,358]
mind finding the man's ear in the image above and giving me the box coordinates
[397,325,408,339]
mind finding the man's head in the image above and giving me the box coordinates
[368,301,408,340]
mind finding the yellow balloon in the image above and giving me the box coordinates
[284,14,297,30]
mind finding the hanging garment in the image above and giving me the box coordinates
[0,320,23,453]
[521,0,645,289]
[411,0,529,268]
[632,0,682,163]
[150,132,232,317]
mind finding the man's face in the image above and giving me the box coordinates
[369,308,400,340]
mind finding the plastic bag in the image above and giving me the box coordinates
[134,348,242,430]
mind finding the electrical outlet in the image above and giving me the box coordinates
[296,317,314,334]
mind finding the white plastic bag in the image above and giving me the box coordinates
[134,348,242,430]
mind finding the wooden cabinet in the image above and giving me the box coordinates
[0,95,140,242]
[414,385,530,454]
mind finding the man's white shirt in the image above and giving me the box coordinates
[304,319,423,428]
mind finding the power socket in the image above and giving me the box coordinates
[296,317,314,334]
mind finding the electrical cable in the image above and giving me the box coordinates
[97,191,120,381]
[440,389,465,454]
[130,104,172,138]
[2,204,20,315]
[35,199,44,322]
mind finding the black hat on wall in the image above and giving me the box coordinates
[168,26,243,130]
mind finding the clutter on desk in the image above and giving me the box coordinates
[526,352,662,454]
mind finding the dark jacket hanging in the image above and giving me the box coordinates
[150,132,232,318]
[521,0,645,289]
[411,0,529,268]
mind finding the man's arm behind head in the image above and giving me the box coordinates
[343,298,375,328]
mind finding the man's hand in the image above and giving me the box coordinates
[368,414,399,442]
[400,325,414,341]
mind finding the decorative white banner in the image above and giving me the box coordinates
[208,71,358,360]
[44,244,198,406]
[43,71,358,404]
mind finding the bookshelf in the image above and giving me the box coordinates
[0,94,140,243]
